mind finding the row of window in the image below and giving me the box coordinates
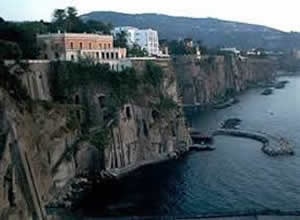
[70,51,122,60]
[70,42,112,50]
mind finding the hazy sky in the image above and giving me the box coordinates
[1,0,300,32]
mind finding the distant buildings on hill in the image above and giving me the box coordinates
[112,26,167,57]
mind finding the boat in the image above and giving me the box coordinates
[261,88,273,95]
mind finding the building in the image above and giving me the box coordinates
[220,47,241,55]
[37,33,129,71]
[113,27,161,56]
[184,38,194,48]
[112,26,138,47]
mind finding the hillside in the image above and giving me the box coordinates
[81,11,300,50]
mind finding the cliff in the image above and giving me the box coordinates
[173,55,276,105]
[0,89,79,219]
[0,59,191,219]
[0,55,276,219]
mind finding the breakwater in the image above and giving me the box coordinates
[213,129,294,156]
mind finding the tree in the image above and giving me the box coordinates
[0,21,47,59]
[52,9,66,31]
[114,31,128,48]
[85,20,112,34]
[0,40,22,60]
[128,44,148,57]
[65,7,82,32]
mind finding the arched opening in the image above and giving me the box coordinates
[75,95,80,120]
[143,120,149,137]
[126,106,132,119]
[97,95,105,109]
[152,110,160,121]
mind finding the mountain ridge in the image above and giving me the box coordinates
[81,11,300,50]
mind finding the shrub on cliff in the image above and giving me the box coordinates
[0,40,22,60]
[143,61,163,88]
[50,61,139,105]
[0,61,29,102]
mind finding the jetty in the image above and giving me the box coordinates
[213,129,294,156]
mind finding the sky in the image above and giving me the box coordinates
[1,0,300,32]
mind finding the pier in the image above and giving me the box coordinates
[213,129,294,156]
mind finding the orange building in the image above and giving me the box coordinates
[37,33,127,62]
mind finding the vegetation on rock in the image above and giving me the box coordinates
[0,61,29,102]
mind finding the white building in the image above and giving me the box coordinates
[113,27,161,56]
[220,48,241,55]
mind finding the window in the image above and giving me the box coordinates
[71,55,75,61]
[102,52,105,59]
[55,52,59,59]
[104,43,107,49]
[96,52,99,59]
[111,52,114,59]
[108,43,111,48]
[70,42,73,49]
[89,42,92,49]
[106,52,109,59]
[116,52,119,59]
[79,42,83,49]
[99,43,102,49]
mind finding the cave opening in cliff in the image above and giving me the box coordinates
[143,120,149,137]
[97,95,105,109]
[126,106,132,119]
[152,110,160,121]
[75,94,81,120]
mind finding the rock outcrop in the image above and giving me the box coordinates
[173,55,276,106]
[0,88,79,220]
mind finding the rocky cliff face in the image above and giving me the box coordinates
[173,55,276,105]
[104,60,190,174]
[0,55,275,219]
[0,88,78,219]
[0,59,191,219]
